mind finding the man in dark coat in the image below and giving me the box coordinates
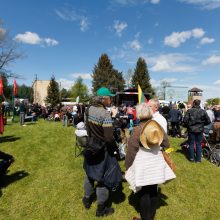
[82,87,122,217]
[183,99,210,163]
[168,104,182,137]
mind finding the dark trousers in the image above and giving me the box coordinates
[84,176,109,205]
[137,185,158,220]
[171,122,181,137]
[188,132,203,162]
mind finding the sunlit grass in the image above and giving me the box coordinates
[0,120,219,220]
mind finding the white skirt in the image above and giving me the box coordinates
[125,147,176,193]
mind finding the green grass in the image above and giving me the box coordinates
[0,119,220,220]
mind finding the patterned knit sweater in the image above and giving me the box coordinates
[87,103,117,150]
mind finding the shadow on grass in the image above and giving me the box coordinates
[0,135,21,143]
[0,170,29,198]
[128,187,168,213]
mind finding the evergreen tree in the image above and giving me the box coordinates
[18,84,33,100]
[60,88,71,99]
[108,69,125,93]
[70,76,89,103]
[92,53,125,94]
[45,76,60,107]
[132,57,154,95]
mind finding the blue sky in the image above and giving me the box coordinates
[1,0,220,99]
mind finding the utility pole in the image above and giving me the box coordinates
[59,81,61,102]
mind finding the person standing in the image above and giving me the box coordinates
[19,101,26,126]
[183,99,210,163]
[168,104,182,137]
[82,87,122,217]
[148,99,168,133]
[125,103,176,220]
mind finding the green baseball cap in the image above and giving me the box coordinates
[96,87,115,97]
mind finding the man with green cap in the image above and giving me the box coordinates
[82,87,122,217]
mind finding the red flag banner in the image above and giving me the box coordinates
[0,77,3,96]
[14,79,17,96]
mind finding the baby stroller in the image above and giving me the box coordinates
[113,119,127,160]
[180,124,220,166]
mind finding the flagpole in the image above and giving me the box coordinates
[12,93,15,122]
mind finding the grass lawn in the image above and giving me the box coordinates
[0,119,220,220]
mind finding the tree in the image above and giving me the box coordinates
[17,84,33,100]
[158,80,171,100]
[45,76,60,107]
[70,76,89,103]
[124,68,134,88]
[92,53,125,94]
[0,72,13,102]
[60,88,71,99]
[206,98,220,106]
[131,57,154,95]
[0,20,22,75]
[108,69,125,93]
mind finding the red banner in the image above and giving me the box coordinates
[0,77,3,96]
[14,79,17,96]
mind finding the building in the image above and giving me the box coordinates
[32,80,50,106]
[188,87,203,103]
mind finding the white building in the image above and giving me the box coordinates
[32,80,50,106]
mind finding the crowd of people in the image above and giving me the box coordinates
[1,87,220,220]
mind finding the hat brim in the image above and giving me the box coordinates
[140,120,164,149]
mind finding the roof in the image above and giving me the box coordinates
[188,87,203,92]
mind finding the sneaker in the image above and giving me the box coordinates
[96,205,114,217]
[189,158,194,162]
[82,197,92,209]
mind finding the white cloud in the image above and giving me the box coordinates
[192,28,205,38]
[112,0,160,5]
[123,33,142,51]
[179,0,220,10]
[200,37,215,45]
[44,38,59,46]
[147,38,153,44]
[113,20,128,36]
[164,28,205,48]
[150,0,160,4]
[160,78,177,83]
[71,73,92,80]
[55,8,90,32]
[202,55,220,65]
[80,17,89,32]
[148,53,195,72]
[0,28,6,39]
[14,32,58,47]
[15,32,41,45]
[129,39,142,51]
[154,22,159,27]
[214,80,220,85]
[58,78,74,90]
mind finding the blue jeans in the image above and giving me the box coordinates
[188,132,203,162]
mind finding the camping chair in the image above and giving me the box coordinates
[75,136,87,157]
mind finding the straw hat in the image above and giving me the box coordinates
[140,120,164,149]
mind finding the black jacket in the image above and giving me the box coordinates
[168,109,182,123]
[183,106,210,133]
